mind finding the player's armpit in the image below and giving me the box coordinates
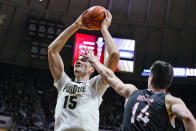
[165,94,196,131]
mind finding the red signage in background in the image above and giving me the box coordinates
[73,33,105,65]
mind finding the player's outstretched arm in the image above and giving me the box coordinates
[48,11,90,81]
[101,10,120,73]
[166,94,196,131]
[82,49,137,99]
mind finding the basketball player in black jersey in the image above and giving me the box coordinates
[82,49,196,131]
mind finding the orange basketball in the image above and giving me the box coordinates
[82,6,106,30]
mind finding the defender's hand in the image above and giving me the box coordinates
[80,48,99,64]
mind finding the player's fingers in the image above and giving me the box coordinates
[82,47,88,54]
[86,47,91,54]
[82,10,88,15]
[103,11,107,19]
[105,10,108,16]
[91,49,94,54]
[107,10,112,19]
[79,53,85,57]
[88,49,94,54]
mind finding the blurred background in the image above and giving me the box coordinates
[0,0,196,130]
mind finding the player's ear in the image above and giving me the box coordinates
[150,76,154,85]
[88,67,94,76]
[90,66,95,74]
[148,74,154,85]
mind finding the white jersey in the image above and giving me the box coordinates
[54,72,108,131]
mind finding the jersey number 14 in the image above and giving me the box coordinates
[131,102,150,125]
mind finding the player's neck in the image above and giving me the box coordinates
[148,86,166,93]
[75,74,89,82]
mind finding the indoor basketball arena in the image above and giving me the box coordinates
[0,0,196,131]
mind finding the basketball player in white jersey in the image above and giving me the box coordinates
[48,10,120,131]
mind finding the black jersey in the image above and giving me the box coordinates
[122,89,171,131]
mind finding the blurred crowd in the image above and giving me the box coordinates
[0,72,33,127]
[0,69,47,130]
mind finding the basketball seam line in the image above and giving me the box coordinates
[85,17,103,22]
[90,12,105,18]
[91,6,97,17]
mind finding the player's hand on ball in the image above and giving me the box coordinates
[74,11,93,30]
[101,10,112,29]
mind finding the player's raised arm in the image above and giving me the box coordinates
[166,94,196,131]
[101,10,120,73]
[48,12,90,82]
[82,49,137,99]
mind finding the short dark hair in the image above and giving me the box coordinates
[150,60,174,89]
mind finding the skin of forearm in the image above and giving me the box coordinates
[92,59,128,96]
[172,103,196,131]
[92,59,113,81]
[183,111,196,131]
[101,26,119,55]
[101,26,120,72]
[48,23,80,53]
[183,118,196,131]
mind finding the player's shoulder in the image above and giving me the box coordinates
[125,84,138,92]
[89,75,101,82]
[126,83,137,89]
[165,93,185,117]
[90,74,99,79]
[87,75,100,86]
[165,94,183,105]
[124,84,138,96]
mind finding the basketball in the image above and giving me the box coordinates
[82,6,106,30]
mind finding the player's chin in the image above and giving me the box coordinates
[74,68,81,73]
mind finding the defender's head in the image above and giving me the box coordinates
[74,56,94,78]
[148,60,174,90]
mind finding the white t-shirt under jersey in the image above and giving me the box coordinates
[54,72,108,131]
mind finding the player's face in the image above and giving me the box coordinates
[74,56,94,75]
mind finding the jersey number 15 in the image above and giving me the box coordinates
[64,95,77,109]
